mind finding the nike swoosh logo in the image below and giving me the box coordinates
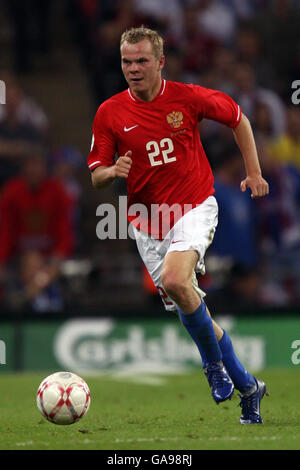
[171,240,185,244]
[124,125,139,132]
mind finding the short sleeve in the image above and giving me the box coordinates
[87,102,117,171]
[191,85,242,129]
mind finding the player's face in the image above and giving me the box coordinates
[121,39,165,101]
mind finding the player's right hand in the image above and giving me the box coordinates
[113,151,132,179]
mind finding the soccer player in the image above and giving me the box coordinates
[87,27,269,424]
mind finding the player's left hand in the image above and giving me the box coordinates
[240,174,269,199]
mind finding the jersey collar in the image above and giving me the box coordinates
[127,79,167,103]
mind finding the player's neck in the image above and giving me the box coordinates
[131,77,163,103]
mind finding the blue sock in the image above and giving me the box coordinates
[178,301,222,367]
[219,329,256,393]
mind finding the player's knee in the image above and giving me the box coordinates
[161,271,189,302]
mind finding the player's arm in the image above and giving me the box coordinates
[232,113,269,198]
[88,103,133,189]
[91,151,133,189]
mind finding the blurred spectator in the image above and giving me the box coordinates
[5,250,64,312]
[210,144,259,267]
[162,48,184,82]
[252,102,274,141]
[206,47,236,95]
[195,0,237,45]
[66,0,101,73]
[201,122,236,167]
[231,62,286,138]
[68,0,136,105]
[255,0,300,97]
[268,107,300,170]
[4,0,53,73]
[162,47,196,84]
[88,7,133,104]
[256,138,300,254]
[206,257,292,310]
[221,0,260,20]
[50,145,84,250]
[0,71,49,134]
[181,3,220,77]
[133,0,184,40]
[205,262,262,312]
[234,23,276,89]
[0,72,48,186]
[255,138,300,304]
[0,151,75,311]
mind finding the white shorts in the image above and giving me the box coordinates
[133,196,218,311]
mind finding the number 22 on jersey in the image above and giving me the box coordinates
[146,138,176,167]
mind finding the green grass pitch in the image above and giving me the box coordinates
[0,368,299,450]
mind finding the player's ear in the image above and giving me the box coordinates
[158,55,165,71]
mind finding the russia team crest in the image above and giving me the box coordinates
[166,111,183,129]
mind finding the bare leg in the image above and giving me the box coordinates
[161,250,224,340]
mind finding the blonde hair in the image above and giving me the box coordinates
[120,26,164,60]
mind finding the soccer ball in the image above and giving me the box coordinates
[36,371,91,425]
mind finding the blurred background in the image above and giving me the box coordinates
[0,0,299,374]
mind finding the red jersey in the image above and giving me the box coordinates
[88,80,241,238]
[0,177,74,264]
